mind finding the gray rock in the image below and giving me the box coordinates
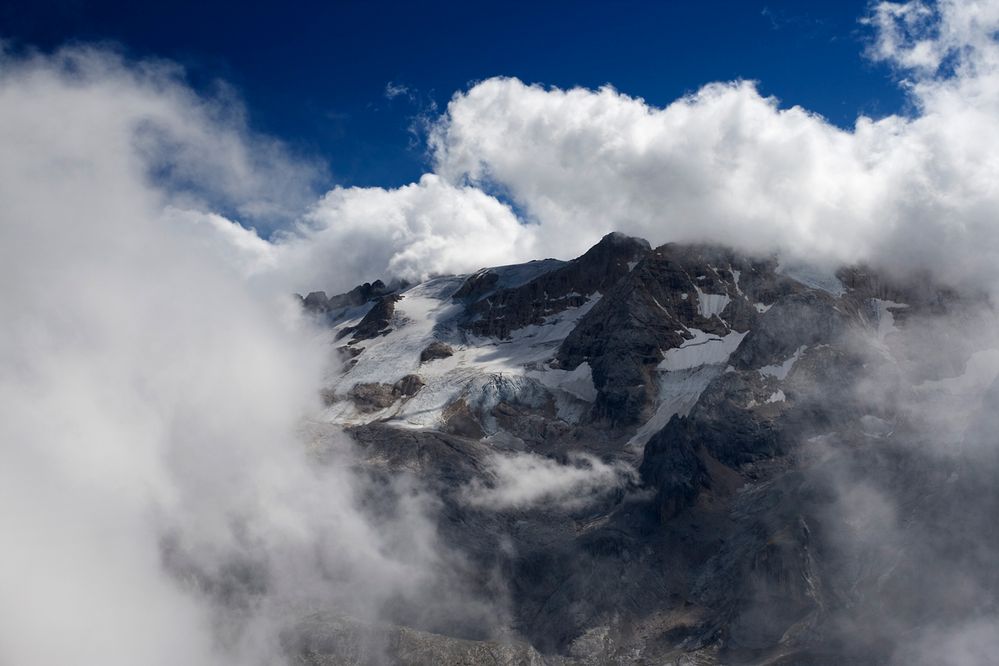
[347,382,397,413]
[419,341,454,363]
[290,613,551,666]
[456,232,651,339]
[337,294,401,342]
[393,374,425,397]
[557,243,781,425]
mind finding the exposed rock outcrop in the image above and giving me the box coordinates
[419,341,454,363]
[346,374,425,413]
[556,243,791,425]
[336,294,401,342]
[456,232,650,339]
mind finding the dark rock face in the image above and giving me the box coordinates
[343,422,493,493]
[300,279,403,315]
[336,294,400,342]
[302,291,331,311]
[640,372,782,521]
[346,374,424,412]
[419,341,454,363]
[638,422,710,521]
[456,232,650,339]
[556,243,793,426]
[730,291,847,371]
[393,373,425,397]
[347,382,396,413]
[441,399,486,439]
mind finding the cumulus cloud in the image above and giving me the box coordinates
[195,0,999,300]
[264,173,534,294]
[413,1,994,294]
[461,452,635,511]
[865,0,999,74]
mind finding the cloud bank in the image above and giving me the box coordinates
[228,0,999,299]
[0,45,486,666]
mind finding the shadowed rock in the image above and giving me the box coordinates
[337,294,401,342]
[420,341,454,363]
[456,232,651,339]
[347,375,424,413]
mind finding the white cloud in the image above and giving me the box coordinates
[428,71,996,290]
[126,0,999,304]
[214,0,999,299]
[264,173,535,294]
[0,45,484,666]
[865,0,999,75]
[385,81,411,99]
[461,452,635,511]
[411,1,998,294]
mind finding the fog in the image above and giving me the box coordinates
[0,46,490,665]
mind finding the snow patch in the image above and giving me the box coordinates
[321,277,604,431]
[759,346,807,380]
[659,329,748,372]
[630,329,748,450]
[628,365,722,449]
[778,261,845,296]
[766,390,786,403]
[529,362,597,402]
[694,286,730,319]
[528,362,598,425]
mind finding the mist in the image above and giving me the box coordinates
[789,299,999,664]
[0,46,494,666]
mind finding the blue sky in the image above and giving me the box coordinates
[2,0,906,189]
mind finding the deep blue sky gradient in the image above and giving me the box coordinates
[1,0,907,189]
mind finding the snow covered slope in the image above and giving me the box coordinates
[308,234,899,455]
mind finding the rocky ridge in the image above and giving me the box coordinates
[291,233,996,665]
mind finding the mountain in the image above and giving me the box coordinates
[294,233,998,665]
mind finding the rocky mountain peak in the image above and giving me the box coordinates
[296,232,990,665]
[454,232,650,339]
[299,278,406,315]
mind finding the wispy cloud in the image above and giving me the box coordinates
[384,81,411,100]
[461,452,635,511]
